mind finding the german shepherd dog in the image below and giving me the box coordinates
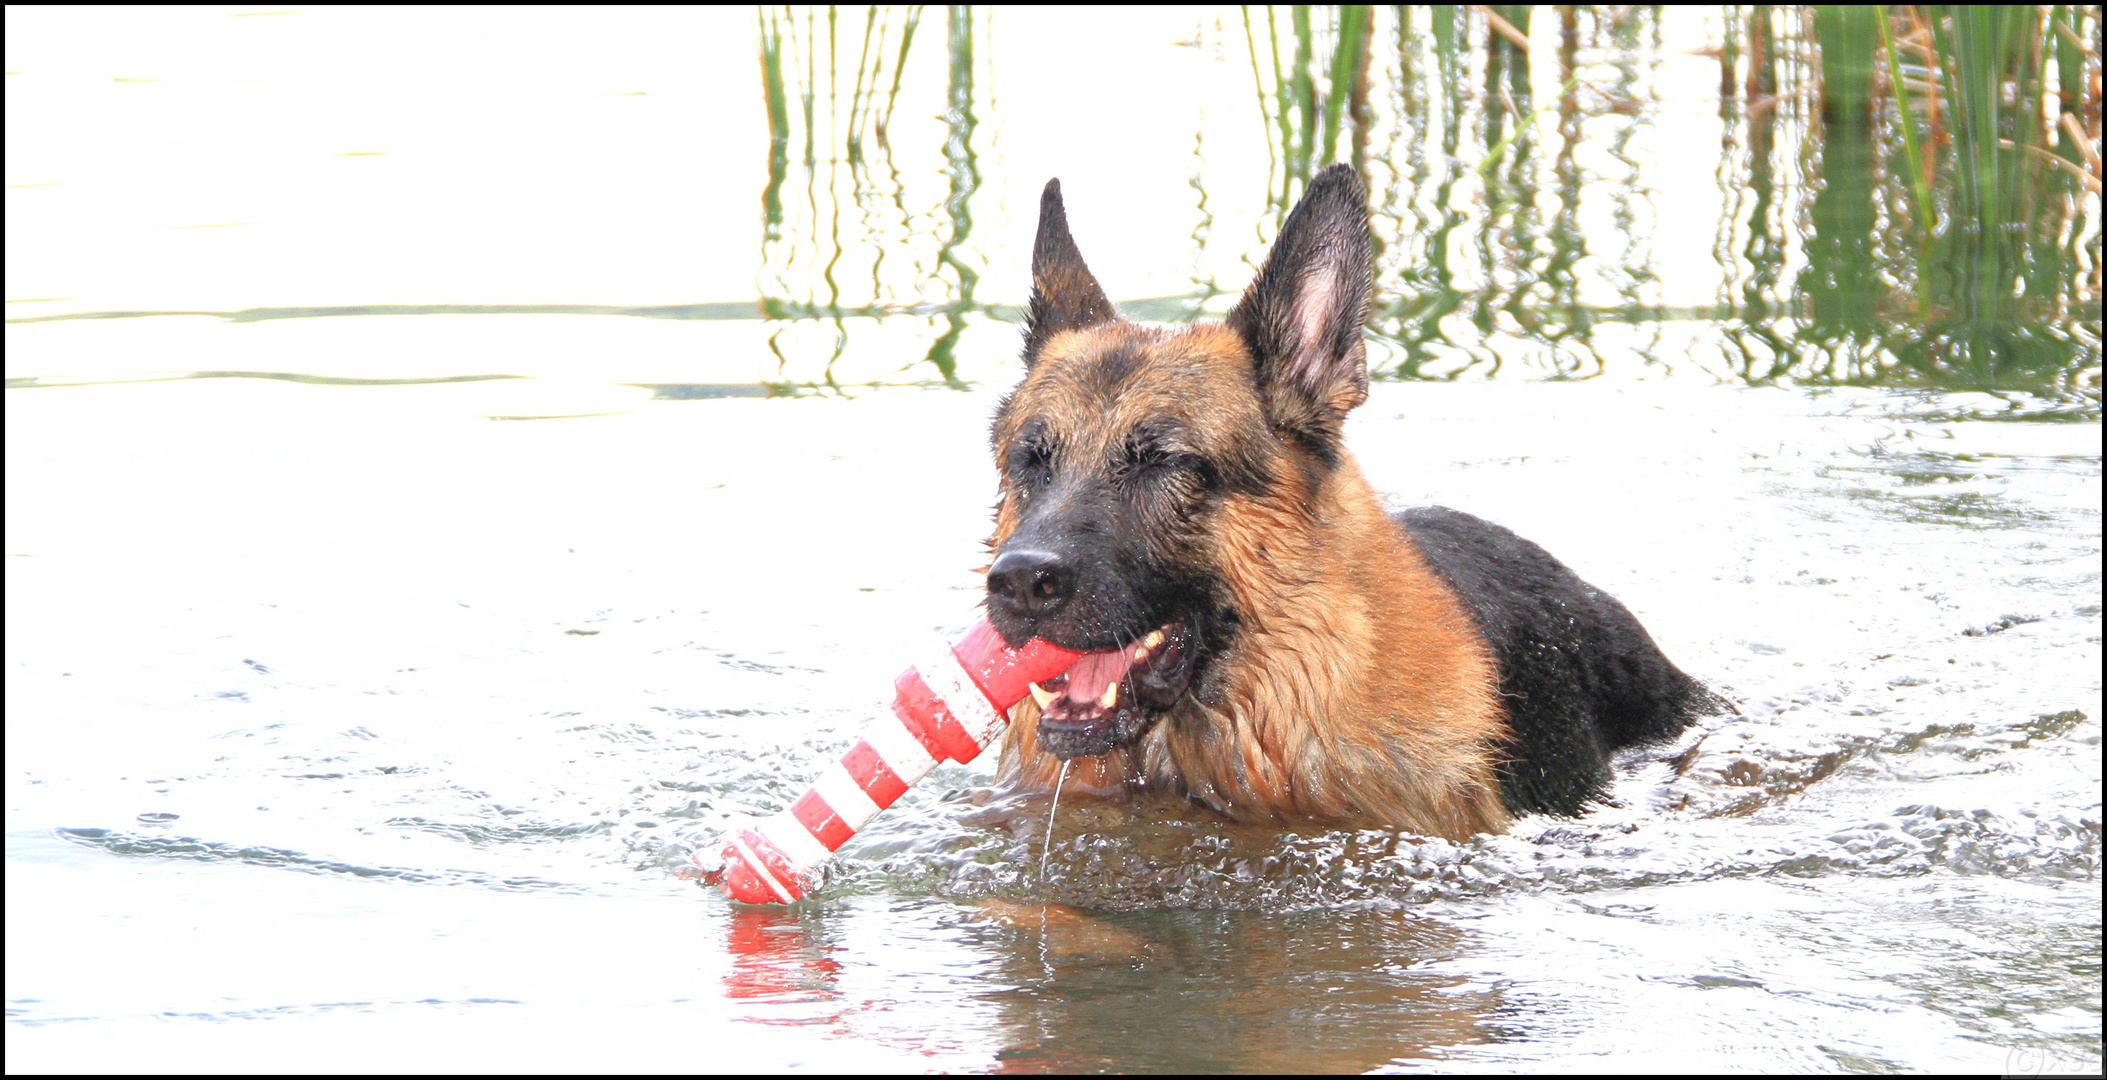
[983,164,1722,841]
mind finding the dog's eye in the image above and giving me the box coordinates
[1126,447,1209,488]
[1010,446,1053,496]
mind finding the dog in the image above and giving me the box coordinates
[980,164,1723,841]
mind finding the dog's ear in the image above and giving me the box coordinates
[1024,179,1116,366]
[1228,164,1374,450]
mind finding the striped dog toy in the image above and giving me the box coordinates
[704,618,1079,904]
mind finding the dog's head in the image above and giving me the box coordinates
[985,164,1375,759]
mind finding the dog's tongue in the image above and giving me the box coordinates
[1062,645,1136,706]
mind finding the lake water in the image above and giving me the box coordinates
[5,6,2101,1075]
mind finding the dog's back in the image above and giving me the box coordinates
[1396,507,1724,815]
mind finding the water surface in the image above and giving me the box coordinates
[7,378,2098,1072]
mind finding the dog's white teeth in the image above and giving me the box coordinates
[1132,644,1151,661]
[1099,682,1119,709]
[1143,628,1167,648]
[1028,681,1057,709]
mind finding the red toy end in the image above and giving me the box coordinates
[718,826,807,904]
[949,618,1081,710]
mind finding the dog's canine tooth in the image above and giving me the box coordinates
[1099,682,1119,709]
[1143,628,1167,648]
[1028,681,1057,709]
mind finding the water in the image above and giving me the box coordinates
[7,379,2097,1072]
[5,6,2101,1075]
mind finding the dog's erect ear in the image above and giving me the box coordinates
[1024,179,1116,366]
[1228,163,1374,450]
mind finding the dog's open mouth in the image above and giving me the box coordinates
[1029,619,1195,758]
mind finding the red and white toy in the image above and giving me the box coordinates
[701,618,1079,904]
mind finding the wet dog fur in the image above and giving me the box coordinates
[983,165,1722,841]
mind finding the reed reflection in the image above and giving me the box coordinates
[756,4,982,389]
[747,5,2098,396]
[1715,4,2101,391]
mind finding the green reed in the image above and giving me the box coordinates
[1874,6,1935,240]
[1243,5,1375,216]
[1865,5,2101,387]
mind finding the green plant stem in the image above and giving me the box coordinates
[1876,5,1937,239]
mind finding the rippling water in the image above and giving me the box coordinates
[5,5,2101,1074]
[7,378,2098,1071]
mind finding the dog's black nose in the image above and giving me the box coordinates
[986,548,1075,619]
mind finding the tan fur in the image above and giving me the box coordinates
[988,323,1512,841]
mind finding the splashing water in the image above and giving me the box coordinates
[1041,759,1069,881]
